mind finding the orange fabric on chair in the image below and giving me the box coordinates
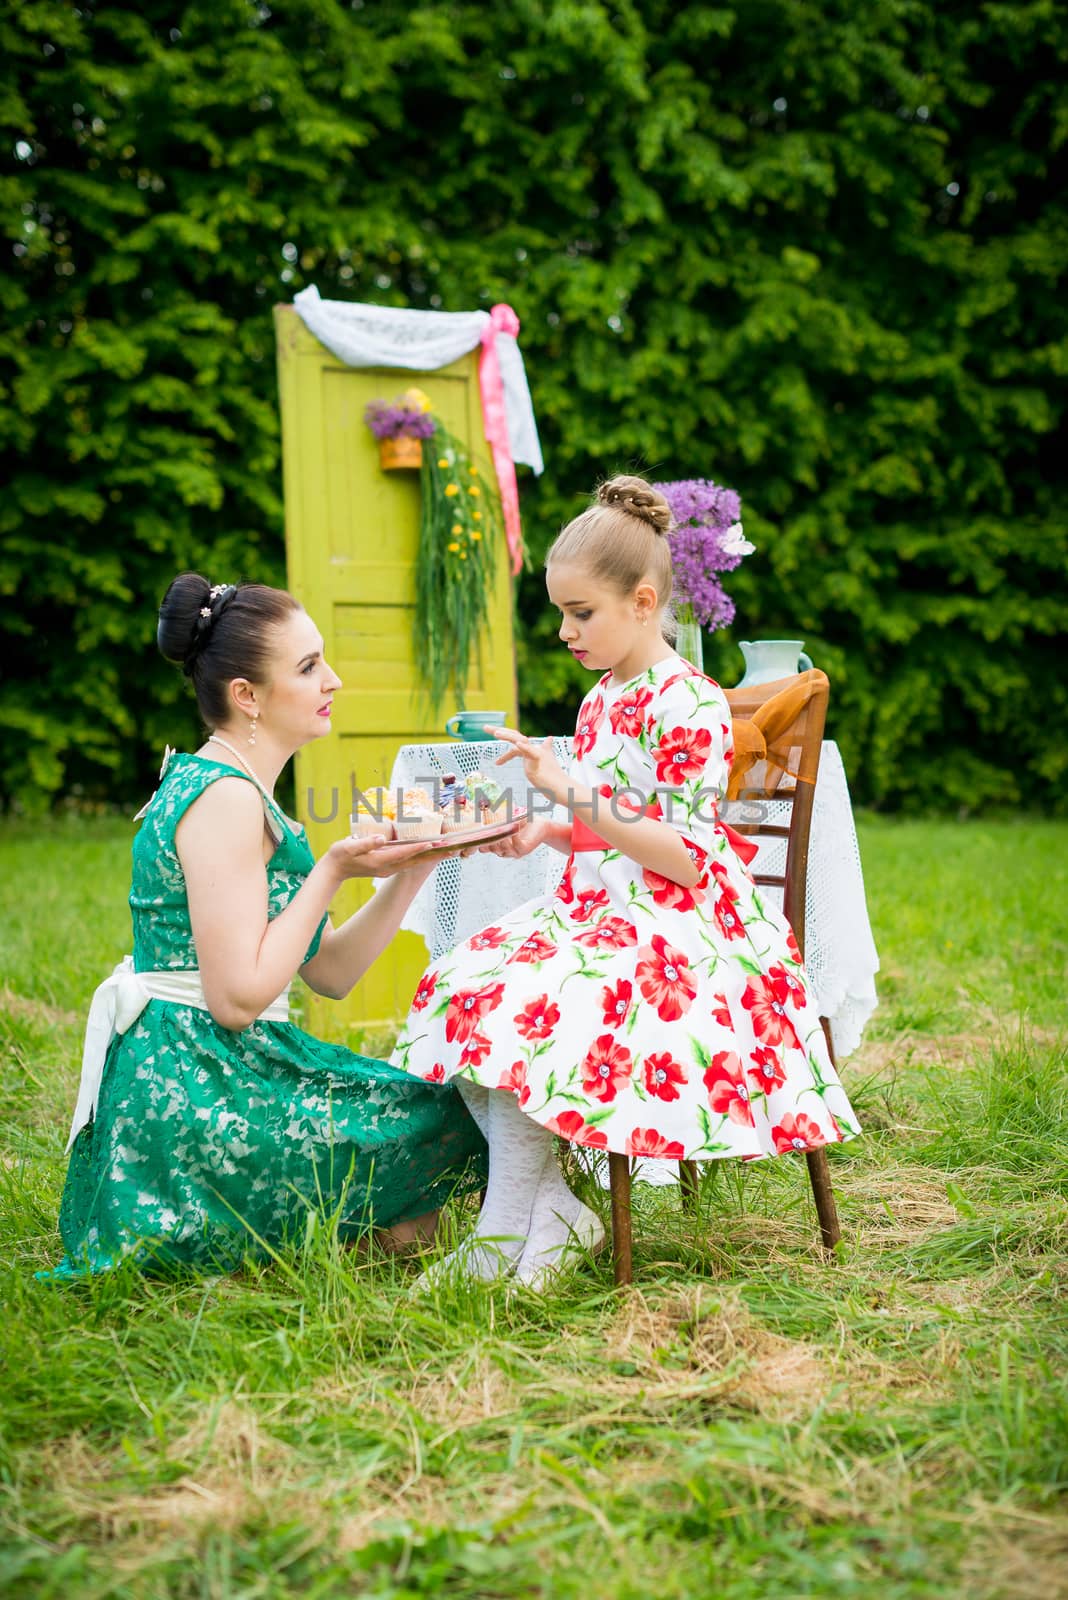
[727,672,825,800]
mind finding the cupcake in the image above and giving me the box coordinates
[464,771,508,826]
[350,787,396,840]
[438,773,471,832]
[395,807,443,841]
[395,787,443,840]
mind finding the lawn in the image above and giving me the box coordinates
[0,814,1065,1598]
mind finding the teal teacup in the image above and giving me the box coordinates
[445,709,506,742]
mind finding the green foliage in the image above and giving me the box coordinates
[2,0,1066,810]
[415,424,500,714]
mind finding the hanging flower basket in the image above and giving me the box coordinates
[364,388,508,712]
[379,435,423,471]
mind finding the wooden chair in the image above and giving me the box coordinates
[607,668,843,1285]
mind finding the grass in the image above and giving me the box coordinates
[0,812,1066,1598]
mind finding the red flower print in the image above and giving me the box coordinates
[580,1034,635,1103]
[571,886,611,924]
[772,1113,828,1154]
[644,1051,688,1102]
[660,669,696,693]
[573,692,605,758]
[712,883,746,941]
[411,972,438,1012]
[651,724,711,785]
[574,916,638,950]
[545,1109,608,1149]
[496,1059,530,1107]
[468,925,509,952]
[768,961,807,1009]
[515,994,560,1041]
[785,926,803,965]
[702,1050,755,1126]
[599,978,633,1029]
[609,686,654,737]
[747,1046,786,1095]
[636,934,697,1022]
[641,866,705,913]
[459,1030,492,1068]
[445,981,506,1044]
[422,1063,446,1083]
[626,1127,686,1159]
[711,993,732,1029]
[512,931,558,964]
[555,855,577,905]
[739,974,803,1052]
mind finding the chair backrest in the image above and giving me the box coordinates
[723,669,830,958]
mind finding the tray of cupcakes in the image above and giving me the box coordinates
[350,772,525,857]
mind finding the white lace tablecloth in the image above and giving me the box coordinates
[387,739,879,1060]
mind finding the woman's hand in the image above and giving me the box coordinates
[490,726,569,807]
[324,833,435,882]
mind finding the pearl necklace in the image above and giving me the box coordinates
[205,735,276,808]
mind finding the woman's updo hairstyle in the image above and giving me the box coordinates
[546,474,674,613]
[158,573,301,728]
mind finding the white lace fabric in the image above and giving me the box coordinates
[291,287,544,473]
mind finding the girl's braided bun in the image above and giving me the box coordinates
[596,475,672,534]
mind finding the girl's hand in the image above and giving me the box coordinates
[490,727,569,807]
[325,834,435,881]
[479,816,554,859]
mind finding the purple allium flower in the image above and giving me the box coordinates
[654,478,753,630]
[364,400,438,440]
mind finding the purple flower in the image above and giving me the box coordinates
[364,400,438,440]
[654,478,753,630]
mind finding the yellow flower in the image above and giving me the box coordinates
[402,386,433,412]
[469,485,481,497]
[452,523,463,535]
[444,483,459,497]
[459,552,467,560]
[469,465,479,476]
[437,457,450,469]
[447,541,460,553]
[471,531,482,541]
[472,511,482,522]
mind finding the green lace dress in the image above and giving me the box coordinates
[47,754,487,1278]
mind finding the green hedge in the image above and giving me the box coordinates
[2,0,1066,812]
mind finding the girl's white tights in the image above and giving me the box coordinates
[424,1081,600,1287]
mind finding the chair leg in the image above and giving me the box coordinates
[608,1152,633,1286]
[808,1015,842,1250]
[805,1148,841,1251]
[678,1159,699,1214]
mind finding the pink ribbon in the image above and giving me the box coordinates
[479,303,525,576]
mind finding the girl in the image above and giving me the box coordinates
[45,574,486,1278]
[391,477,859,1289]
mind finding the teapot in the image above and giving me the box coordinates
[736,639,813,687]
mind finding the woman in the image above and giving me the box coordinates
[44,574,486,1278]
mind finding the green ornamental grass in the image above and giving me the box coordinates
[0,813,1065,1596]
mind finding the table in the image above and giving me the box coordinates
[387,738,879,1060]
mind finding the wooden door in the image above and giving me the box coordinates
[273,305,518,1038]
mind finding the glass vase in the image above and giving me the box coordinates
[674,613,705,672]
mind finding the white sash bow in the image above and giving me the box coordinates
[66,956,291,1152]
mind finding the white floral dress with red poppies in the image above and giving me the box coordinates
[391,655,860,1163]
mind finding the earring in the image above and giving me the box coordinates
[247,713,258,747]
[640,614,648,627]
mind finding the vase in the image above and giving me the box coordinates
[379,436,423,471]
[674,615,705,672]
[735,639,814,687]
